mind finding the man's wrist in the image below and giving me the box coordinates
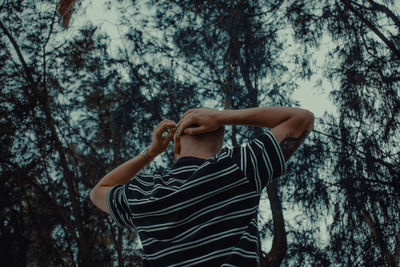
[141,147,157,163]
[217,109,237,126]
[216,109,228,126]
[147,147,159,160]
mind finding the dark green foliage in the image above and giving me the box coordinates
[1,0,399,266]
[286,0,400,265]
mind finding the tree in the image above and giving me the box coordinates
[286,0,400,265]
[1,1,140,265]
[4,0,399,265]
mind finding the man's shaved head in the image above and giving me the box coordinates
[185,125,225,148]
[173,125,225,162]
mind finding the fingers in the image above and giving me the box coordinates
[155,120,177,139]
[176,116,195,136]
[155,119,177,130]
[173,135,181,154]
[180,109,194,119]
[176,115,186,128]
[162,121,177,131]
[184,125,206,135]
[165,126,176,142]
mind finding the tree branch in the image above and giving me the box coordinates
[365,0,400,30]
[362,211,397,266]
[340,0,400,59]
[0,19,39,92]
[0,17,93,266]
[43,9,58,91]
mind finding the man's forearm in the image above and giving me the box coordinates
[93,148,155,188]
[217,107,312,128]
[90,120,176,214]
[89,149,154,213]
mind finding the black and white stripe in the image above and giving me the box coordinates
[107,131,286,266]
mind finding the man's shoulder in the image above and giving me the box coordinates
[128,174,156,187]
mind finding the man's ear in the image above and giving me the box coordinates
[173,135,180,155]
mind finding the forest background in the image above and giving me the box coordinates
[1,0,399,266]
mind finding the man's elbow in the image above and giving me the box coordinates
[89,188,96,205]
[89,186,111,214]
[90,187,101,206]
[298,109,314,130]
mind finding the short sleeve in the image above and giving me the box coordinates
[226,131,286,193]
[107,184,136,229]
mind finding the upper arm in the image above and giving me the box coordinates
[96,183,136,228]
[270,110,314,161]
[90,186,112,214]
[227,131,286,191]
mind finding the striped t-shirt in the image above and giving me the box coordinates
[107,131,286,266]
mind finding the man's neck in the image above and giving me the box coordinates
[175,137,221,162]
[175,150,213,161]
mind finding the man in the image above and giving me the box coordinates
[90,106,314,266]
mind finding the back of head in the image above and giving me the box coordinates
[187,126,225,150]
[176,125,225,159]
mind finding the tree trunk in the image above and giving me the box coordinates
[363,211,399,267]
[262,183,287,267]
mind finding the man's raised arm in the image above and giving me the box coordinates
[176,107,314,161]
[90,119,177,213]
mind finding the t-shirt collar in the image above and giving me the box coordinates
[172,156,207,169]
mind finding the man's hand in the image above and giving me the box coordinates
[148,119,177,158]
[176,108,222,136]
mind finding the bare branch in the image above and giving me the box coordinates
[340,0,400,59]
[362,211,397,266]
[365,0,400,30]
[0,17,93,265]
